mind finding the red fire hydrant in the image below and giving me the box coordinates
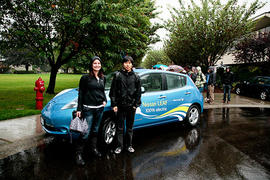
[34,77,45,110]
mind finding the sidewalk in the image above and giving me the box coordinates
[0,115,45,159]
[203,93,270,109]
[1,93,270,159]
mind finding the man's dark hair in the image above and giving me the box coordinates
[122,56,134,64]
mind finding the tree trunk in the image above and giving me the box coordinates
[46,66,59,94]
[25,64,29,71]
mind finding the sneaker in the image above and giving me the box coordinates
[114,147,122,154]
[127,146,135,153]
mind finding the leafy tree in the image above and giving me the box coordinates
[233,32,270,64]
[164,0,264,68]
[0,0,160,93]
[141,49,172,69]
[2,47,46,71]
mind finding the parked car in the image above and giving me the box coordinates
[41,69,204,146]
[235,76,270,100]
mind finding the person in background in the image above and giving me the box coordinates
[187,66,197,83]
[205,70,210,102]
[195,66,206,93]
[109,56,142,154]
[222,67,234,103]
[75,56,107,165]
[206,67,216,104]
[190,66,197,83]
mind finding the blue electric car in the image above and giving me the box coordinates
[41,69,204,145]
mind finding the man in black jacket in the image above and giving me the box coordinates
[109,56,141,154]
[222,67,234,103]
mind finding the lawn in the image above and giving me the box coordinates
[0,73,82,121]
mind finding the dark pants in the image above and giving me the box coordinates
[223,84,231,102]
[116,106,136,149]
[76,107,104,152]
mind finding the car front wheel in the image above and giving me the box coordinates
[101,117,116,145]
[260,91,267,101]
[185,105,200,126]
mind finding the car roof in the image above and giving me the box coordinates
[133,68,188,77]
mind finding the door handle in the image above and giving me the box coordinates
[185,92,191,95]
[158,95,166,99]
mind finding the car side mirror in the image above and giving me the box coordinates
[141,86,146,93]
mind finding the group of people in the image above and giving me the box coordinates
[75,55,141,165]
[73,56,235,165]
[187,65,234,105]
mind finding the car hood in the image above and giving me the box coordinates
[42,88,111,112]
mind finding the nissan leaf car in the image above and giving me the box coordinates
[41,69,204,145]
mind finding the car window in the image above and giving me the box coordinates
[264,78,270,85]
[166,74,186,90]
[249,77,258,84]
[141,73,162,92]
[258,77,270,85]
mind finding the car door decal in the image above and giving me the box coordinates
[136,103,191,121]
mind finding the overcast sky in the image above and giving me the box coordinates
[150,0,270,49]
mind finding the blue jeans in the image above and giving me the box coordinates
[223,84,231,102]
[82,107,104,140]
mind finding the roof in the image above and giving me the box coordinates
[253,11,270,31]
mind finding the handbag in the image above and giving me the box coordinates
[70,112,88,134]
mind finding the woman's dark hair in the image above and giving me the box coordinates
[89,56,104,78]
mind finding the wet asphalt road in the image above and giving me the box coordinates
[1,108,270,180]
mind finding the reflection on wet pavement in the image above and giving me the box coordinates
[1,108,270,179]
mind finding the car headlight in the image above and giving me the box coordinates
[61,98,78,110]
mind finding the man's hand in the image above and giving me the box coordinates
[113,106,118,113]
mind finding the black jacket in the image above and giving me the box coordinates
[77,74,107,111]
[109,69,141,108]
[222,72,234,85]
[207,72,216,86]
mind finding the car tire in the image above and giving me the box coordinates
[235,87,241,95]
[185,128,201,150]
[101,117,116,146]
[185,105,200,126]
[260,91,267,101]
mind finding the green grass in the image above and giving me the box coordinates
[0,73,82,121]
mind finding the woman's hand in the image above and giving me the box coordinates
[103,101,107,107]
[76,111,81,118]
